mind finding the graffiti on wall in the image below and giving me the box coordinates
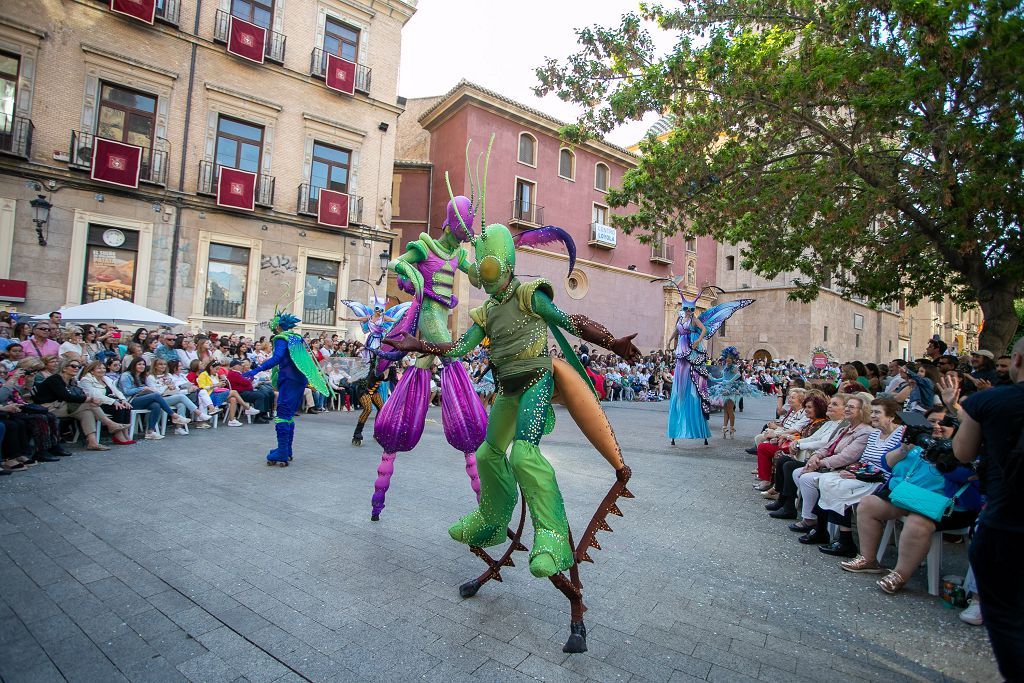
[261,255,298,276]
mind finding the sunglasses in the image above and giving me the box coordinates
[67,364,81,369]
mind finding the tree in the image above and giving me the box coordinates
[1010,299,1024,354]
[536,0,1023,352]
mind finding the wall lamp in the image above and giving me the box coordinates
[376,250,391,285]
[378,121,389,133]
[30,194,52,246]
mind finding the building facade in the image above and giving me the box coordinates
[392,81,716,352]
[0,0,415,336]
[898,297,983,360]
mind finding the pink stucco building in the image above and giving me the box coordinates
[392,81,717,351]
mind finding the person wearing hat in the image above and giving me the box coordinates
[968,349,999,387]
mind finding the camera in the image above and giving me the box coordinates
[897,411,959,472]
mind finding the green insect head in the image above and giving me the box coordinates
[469,223,516,296]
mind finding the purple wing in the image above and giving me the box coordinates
[513,225,576,275]
[695,299,754,341]
[375,298,421,375]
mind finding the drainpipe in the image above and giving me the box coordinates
[166,0,202,317]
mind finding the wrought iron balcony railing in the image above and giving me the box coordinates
[68,130,168,185]
[0,116,33,159]
[309,48,372,94]
[155,0,180,25]
[204,297,245,319]
[198,159,275,208]
[509,200,544,226]
[213,9,286,64]
[297,183,363,224]
[650,242,675,264]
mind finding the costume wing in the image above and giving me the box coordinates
[285,333,333,397]
[382,302,412,332]
[513,225,576,275]
[694,299,755,341]
[340,299,373,334]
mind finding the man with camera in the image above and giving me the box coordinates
[953,337,1024,681]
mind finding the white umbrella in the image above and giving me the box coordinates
[32,299,187,326]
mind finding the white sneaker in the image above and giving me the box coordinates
[171,415,192,425]
[227,419,243,427]
[959,600,983,625]
[144,431,164,440]
[194,422,212,429]
[174,427,188,436]
[244,407,260,417]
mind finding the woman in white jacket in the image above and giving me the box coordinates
[166,358,217,427]
[79,361,136,445]
[148,358,201,434]
[765,393,851,519]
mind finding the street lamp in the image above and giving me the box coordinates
[29,194,51,246]
[375,250,391,285]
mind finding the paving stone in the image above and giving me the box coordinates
[177,651,241,683]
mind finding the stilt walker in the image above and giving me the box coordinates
[390,216,642,654]
[368,141,492,521]
[244,308,332,466]
[654,278,752,446]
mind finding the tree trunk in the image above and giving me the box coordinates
[976,283,1021,355]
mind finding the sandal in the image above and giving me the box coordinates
[87,444,111,451]
[877,570,907,594]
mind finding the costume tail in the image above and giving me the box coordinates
[551,358,623,470]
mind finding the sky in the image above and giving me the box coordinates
[398,0,670,147]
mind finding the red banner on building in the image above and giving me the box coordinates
[217,167,257,211]
[317,189,349,228]
[110,0,156,24]
[91,138,142,189]
[325,54,356,95]
[227,15,266,64]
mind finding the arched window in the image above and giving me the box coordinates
[518,133,536,166]
[558,148,575,180]
[726,255,735,271]
[594,163,609,191]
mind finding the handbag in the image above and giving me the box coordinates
[889,456,970,522]
[65,385,87,403]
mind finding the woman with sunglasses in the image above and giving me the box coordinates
[34,359,131,450]
[118,357,191,440]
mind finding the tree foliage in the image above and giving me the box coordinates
[536,0,1023,351]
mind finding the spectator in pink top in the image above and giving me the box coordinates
[23,323,60,358]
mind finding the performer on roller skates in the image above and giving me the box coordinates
[244,308,331,466]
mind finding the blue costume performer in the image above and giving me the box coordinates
[708,346,761,438]
[245,308,332,466]
[651,280,753,445]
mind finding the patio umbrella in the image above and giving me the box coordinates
[32,299,187,326]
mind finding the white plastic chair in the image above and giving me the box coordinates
[876,517,970,596]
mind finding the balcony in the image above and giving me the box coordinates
[213,10,286,64]
[509,200,544,228]
[309,48,372,95]
[0,116,33,159]
[198,159,274,208]
[204,297,245,319]
[297,183,364,225]
[302,307,337,326]
[650,242,674,264]
[155,0,180,25]
[68,131,168,186]
[588,222,616,249]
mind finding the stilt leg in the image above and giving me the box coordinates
[370,452,396,521]
[464,451,481,502]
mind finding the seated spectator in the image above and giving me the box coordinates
[1,343,24,372]
[23,322,60,358]
[148,358,206,432]
[789,393,874,544]
[119,358,191,440]
[59,328,85,361]
[747,388,808,454]
[78,361,136,444]
[141,336,161,365]
[166,359,217,427]
[892,362,935,413]
[965,349,999,388]
[35,355,59,386]
[196,359,254,427]
[222,360,272,423]
[79,325,102,362]
[840,409,980,594]
[814,398,906,557]
[756,393,828,490]
[838,363,866,394]
[34,358,130,451]
[0,365,71,468]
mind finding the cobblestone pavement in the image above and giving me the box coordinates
[0,395,997,682]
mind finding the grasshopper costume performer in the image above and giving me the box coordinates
[245,309,332,466]
[367,186,487,521]
[391,220,641,654]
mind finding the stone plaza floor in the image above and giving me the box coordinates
[0,395,998,682]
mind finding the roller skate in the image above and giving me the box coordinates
[352,422,365,446]
[266,421,294,467]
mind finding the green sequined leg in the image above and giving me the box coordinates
[507,372,572,578]
[448,393,518,548]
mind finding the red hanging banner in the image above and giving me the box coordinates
[110,0,157,24]
[227,15,266,64]
[317,189,350,228]
[217,167,257,212]
[91,138,142,189]
[325,54,356,95]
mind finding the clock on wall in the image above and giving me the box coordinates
[102,229,126,248]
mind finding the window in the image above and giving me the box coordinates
[514,178,536,222]
[324,16,359,61]
[719,322,727,337]
[856,333,861,348]
[304,258,339,326]
[0,52,17,139]
[853,313,864,330]
[685,237,696,253]
[83,225,139,303]
[686,261,696,287]
[231,0,273,28]
[824,325,829,342]
[889,340,893,353]
[97,82,157,176]
[215,116,263,173]
[308,140,351,202]
[594,163,609,191]
[726,255,735,271]
[517,133,536,166]
[592,203,608,225]
[558,148,575,180]
[205,243,250,319]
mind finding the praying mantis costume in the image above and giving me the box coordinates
[390,221,640,654]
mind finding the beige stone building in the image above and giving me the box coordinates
[0,0,415,336]
[898,297,983,360]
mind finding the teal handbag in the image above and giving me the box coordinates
[889,454,970,522]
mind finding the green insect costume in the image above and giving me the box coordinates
[391,222,640,654]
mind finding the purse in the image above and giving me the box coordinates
[889,456,970,522]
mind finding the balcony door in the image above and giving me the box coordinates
[309,141,350,203]
[231,0,273,28]
[324,17,358,61]
[515,179,535,222]
[0,52,17,142]
[96,82,156,177]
